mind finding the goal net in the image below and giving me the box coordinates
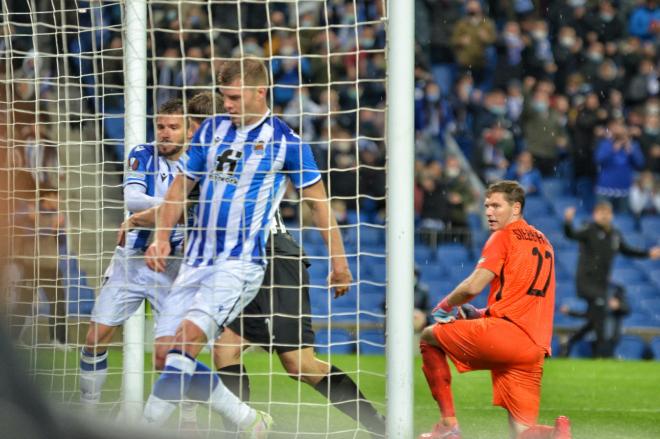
[2,0,388,436]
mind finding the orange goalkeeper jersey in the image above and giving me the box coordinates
[476,219,555,354]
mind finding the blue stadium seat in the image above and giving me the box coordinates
[611,267,647,284]
[415,245,436,266]
[436,243,471,264]
[524,197,552,218]
[641,217,660,240]
[314,329,355,354]
[570,339,593,358]
[426,280,456,304]
[612,214,637,234]
[626,283,658,301]
[622,232,647,250]
[614,335,647,360]
[542,178,564,200]
[551,196,581,216]
[529,217,562,234]
[559,296,588,314]
[613,256,636,270]
[305,243,327,257]
[623,312,658,328]
[358,225,385,246]
[555,282,577,301]
[420,264,447,282]
[302,229,326,246]
[358,330,385,354]
[648,270,660,288]
[651,338,660,360]
[556,249,579,277]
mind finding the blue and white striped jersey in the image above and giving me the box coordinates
[182,111,321,267]
[123,143,185,251]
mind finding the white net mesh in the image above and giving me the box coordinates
[2,0,387,436]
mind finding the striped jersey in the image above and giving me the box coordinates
[123,143,185,251]
[182,111,321,267]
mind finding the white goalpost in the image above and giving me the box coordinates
[3,0,414,436]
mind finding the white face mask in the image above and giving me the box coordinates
[446,166,460,178]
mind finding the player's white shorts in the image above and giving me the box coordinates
[155,259,265,341]
[91,246,181,327]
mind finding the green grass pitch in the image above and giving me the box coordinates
[30,349,660,438]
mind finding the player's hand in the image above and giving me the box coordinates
[431,300,458,324]
[457,303,484,320]
[116,217,133,247]
[563,207,576,222]
[146,240,171,272]
[329,264,352,298]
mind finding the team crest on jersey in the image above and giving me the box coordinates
[253,141,265,155]
[129,157,139,170]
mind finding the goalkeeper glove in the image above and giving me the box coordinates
[458,304,485,320]
[431,297,458,323]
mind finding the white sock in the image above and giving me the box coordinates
[180,401,197,425]
[79,349,108,404]
[143,394,177,427]
[209,379,256,428]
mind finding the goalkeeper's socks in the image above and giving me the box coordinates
[313,365,386,435]
[143,350,196,426]
[420,342,456,418]
[188,360,256,429]
[79,348,108,404]
[217,364,251,436]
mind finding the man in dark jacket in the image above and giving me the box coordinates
[563,202,660,357]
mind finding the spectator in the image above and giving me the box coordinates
[587,1,625,43]
[637,111,660,171]
[418,164,449,247]
[473,122,512,184]
[559,282,630,358]
[412,266,431,333]
[570,92,608,209]
[626,58,659,105]
[628,0,660,42]
[595,118,646,212]
[493,21,525,88]
[521,87,567,176]
[442,155,475,244]
[523,19,556,80]
[450,0,497,85]
[563,202,660,358]
[629,170,660,223]
[505,150,543,196]
[553,26,583,93]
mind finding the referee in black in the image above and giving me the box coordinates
[214,210,385,437]
[563,202,660,357]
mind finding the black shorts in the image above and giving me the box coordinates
[227,253,314,354]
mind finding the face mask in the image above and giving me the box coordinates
[532,30,548,40]
[645,127,660,136]
[587,52,603,62]
[427,92,441,102]
[532,101,548,113]
[568,0,585,6]
[163,58,177,69]
[446,167,460,178]
[560,36,576,47]
[461,84,473,96]
[489,105,507,116]
[361,38,375,49]
[600,13,614,22]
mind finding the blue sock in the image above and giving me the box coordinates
[188,360,220,401]
[152,350,196,401]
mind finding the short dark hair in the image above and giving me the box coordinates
[594,200,613,212]
[217,58,269,87]
[158,98,184,115]
[187,92,223,123]
[485,180,526,212]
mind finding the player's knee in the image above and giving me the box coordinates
[281,357,323,385]
[420,325,436,345]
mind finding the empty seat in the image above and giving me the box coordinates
[614,335,647,360]
[314,329,355,355]
[570,339,593,358]
[641,217,660,239]
[651,337,660,360]
[612,214,636,234]
[611,267,647,284]
[358,330,385,355]
[436,243,471,264]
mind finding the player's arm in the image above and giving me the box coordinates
[123,147,162,212]
[145,174,194,272]
[124,185,163,212]
[302,180,352,298]
[563,206,589,241]
[431,268,495,323]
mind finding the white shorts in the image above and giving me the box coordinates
[91,246,181,327]
[155,259,265,341]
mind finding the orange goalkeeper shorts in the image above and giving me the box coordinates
[432,317,545,426]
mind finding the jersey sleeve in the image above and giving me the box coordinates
[477,230,507,276]
[282,130,321,189]
[123,146,149,189]
[182,120,211,181]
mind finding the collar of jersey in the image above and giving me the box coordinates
[235,109,271,134]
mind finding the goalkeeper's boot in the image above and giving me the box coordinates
[246,410,273,439]
[418,422,461,439]
[553,416,571,439]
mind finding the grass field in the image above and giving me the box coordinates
[28,349,660,438]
